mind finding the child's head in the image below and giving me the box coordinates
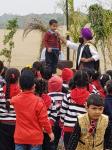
[0,60,4,75]
[32,61,41,71]
[49,19,58,31]
[106,70,112,79]
[105,80,112,95]
[48,75,63,92]
[86,94,104,120]
[40,65,52,80]
[19,70,35,91]
[35,79,48,96]
[99,74,111,89]
[61,68,74,84]
[91,69,101,81]
[5,68,20,84]
[69,70,89,89]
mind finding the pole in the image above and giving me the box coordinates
[66,0,70,60]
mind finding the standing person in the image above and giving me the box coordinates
[68,94,112,150]
[60,27,100,71]
[60,70,90,150]
[0,68,20,150]
[43,19,61,74]
[47,75,66,150]
[10,70,54,150]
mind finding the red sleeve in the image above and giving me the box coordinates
[43,32,50,49]
[36,100,52,134]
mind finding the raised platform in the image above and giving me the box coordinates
[39,60,73,70]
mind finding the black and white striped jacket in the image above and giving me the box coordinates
[48,92,66,123]
[0,88,16,122]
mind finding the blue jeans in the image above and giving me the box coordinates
[15,144,42,150]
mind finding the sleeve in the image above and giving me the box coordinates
[67,40,79,50]
[36,100,52,134]
[67,120,81,150]
[43,32,50,49]
[60,95,69,124]
[89,45,99,61]
[10,97,16,105]
[104,122,112,149]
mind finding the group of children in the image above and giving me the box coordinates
[0,18,111,150]
[0,59,112,150]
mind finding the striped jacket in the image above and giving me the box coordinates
[60,88,91,132]
[48,92,66,124]
[0,88,16,122]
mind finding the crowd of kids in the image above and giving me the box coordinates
[0,59,112,150]
[0,18,112,150]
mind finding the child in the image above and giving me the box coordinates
[99,74,111,98]
[43,19,61,74]
[68,94,112,150]
[0,68,20,150]
[48,75,66,150]
[10,70,54,150]
[104,80,112,125]
[60,70,90,150]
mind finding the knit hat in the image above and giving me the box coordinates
[48,75,63,92]
[62,68,74,83]
[81,27,93,40]
[19,70,35,90]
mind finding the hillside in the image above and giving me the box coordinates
[0,13,65,29]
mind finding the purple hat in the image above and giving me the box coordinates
[81,28,93,40]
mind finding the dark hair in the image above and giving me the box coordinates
[106,80,112,95]
[19,70,34,90]
[5,68,20,112]
[49,19,58,25]
[40,65,52,80]
[106,70,112,79]
[82,68,93,82]
[1,66,8,79]
[87,94,104,107]
[99,74,111,88]
[92,69,101,80]
[69,70,89,89]
[32,61,42,71]
[35,79,48,96]
[0,60,4,73]
[21,66,31,74]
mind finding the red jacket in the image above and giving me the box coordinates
[10,91,52,145]
[43,31,61,49]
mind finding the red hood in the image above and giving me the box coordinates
[70,88,90,105]
[41,94,51,109]
[92,80,102,91]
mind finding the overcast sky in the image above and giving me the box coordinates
[0,0,111,15]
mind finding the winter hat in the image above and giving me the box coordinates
[19,70,35,90]
[81,27,93,40]
[48,75,63,92]
[62,68,74,83]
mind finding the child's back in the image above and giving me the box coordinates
[11,91,51,144]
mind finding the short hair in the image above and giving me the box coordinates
[49,19,58,25]
[19,70,34,90]
[87,94,104,107]
[99,74,111,88]
[40,65,52,80]
[69,70,89,89]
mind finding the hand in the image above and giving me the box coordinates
[80,58,89,63]
[47,48,52,53]
[49,132,54,142]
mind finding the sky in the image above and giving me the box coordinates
[0,0,111,15]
